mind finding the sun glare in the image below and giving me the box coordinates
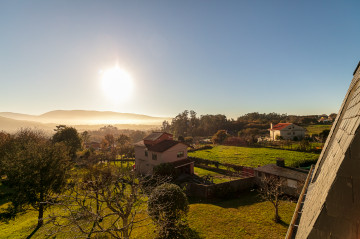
[100,66,134,103]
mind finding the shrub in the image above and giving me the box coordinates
[153,163,177,180]
[148,183,189,239]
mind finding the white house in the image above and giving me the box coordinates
[134,132,194,175]
[269,123,306,141]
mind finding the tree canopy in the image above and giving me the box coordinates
[0,129,71,229]
[52,126,82,160]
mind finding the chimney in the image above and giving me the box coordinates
[276,158,285,167]
[270,123,273,129]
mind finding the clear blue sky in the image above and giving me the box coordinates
[1,0,359,119]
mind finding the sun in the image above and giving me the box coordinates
[100,66,134,103]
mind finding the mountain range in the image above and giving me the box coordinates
[0,110,171,133]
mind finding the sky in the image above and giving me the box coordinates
[1,0,360,119]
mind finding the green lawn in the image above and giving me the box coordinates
[189,145,319,167]
[0,190,295,239]
[188,191,295,239]
[305,124,332,135]
[194,167,239,184]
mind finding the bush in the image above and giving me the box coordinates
[153,163,177,180]
[212,130,229,144]
[148,183,189,239]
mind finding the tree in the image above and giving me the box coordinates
[105,133,115,149]
[49,165,149,239]
[148,183,189,238]
[258,175,285,222]
[52,126,82,160]
[80,131,90,148]
[211,130,229,144]
[238,128,261,144]
[117,134,132,159]
[0,129,71,231]
[161,120,171,133]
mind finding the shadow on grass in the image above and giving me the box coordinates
[189,189,264,209]
[0,181,12,206]
[26,225,40,239]
[182,225,203,239]
[277,219,289,228]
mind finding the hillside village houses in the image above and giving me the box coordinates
[134,132,194,175]
[269,123,306,141]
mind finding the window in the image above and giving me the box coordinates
[177,151,184,158]
[145,150,148,157]
[152,153,157,160]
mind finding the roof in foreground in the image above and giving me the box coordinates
[255,164,307,181]
[291,61,360,239]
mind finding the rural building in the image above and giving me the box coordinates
[134,132,194,175]
[269,123,306,141]
[286,61,360,239]
[84,141,101,150]
[255,161,307,197]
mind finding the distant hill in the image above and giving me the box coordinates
[0,116,54,133]
[0,110,169,133]
[0,110,171,125]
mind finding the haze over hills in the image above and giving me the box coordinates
[0,110,171,133]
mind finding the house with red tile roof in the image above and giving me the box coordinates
[269,123,306,141]
[134,132,194,175]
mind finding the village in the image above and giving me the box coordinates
[0,113,332,238]
[1,1,360,238]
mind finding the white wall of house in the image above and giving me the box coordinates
[271,124,306,140]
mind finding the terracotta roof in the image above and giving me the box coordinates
[148,140,182,152]
[270,123,293,131]
[255,164,307,181]
[171,158,194,168]
[143,132,172,141]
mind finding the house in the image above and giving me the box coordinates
[318,116,331,124]
[84,141,101,150]
[255,160,308,197]
[269,123,306,141]
[134,132,194,175]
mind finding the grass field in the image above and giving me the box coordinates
[189,145,319,167]
[194,167,239,184]
[305,124,332,135]
[0,190,295,239]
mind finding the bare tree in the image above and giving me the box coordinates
[48,164,159,239]
[258,175,285,222]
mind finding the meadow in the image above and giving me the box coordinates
[0,188,295,239]
[189,145,319,168]
[194,167,240,184]
[304,124,332,135]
